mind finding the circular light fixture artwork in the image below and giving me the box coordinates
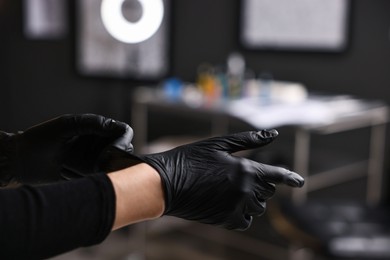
[101,0,164,43]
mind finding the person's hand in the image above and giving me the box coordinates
[140,130,304,230]
[0,114,134,185]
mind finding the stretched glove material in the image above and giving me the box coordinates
[141,130,304,230]
[0,114,134,185]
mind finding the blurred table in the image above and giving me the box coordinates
[129,87,389,259]
[132,87,389,206]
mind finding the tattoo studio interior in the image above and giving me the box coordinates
[1,0,390,259]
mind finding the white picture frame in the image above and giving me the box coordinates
[76,0,170,80]
[240,0,350,52]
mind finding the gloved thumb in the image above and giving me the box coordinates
[63,114,134,153]
[199,130,279,154]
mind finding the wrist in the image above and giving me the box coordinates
[108,163,165,230]
[135,163,165,218]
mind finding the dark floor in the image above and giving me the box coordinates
[51,213,300,260]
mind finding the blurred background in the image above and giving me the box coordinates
[1,0,390,259]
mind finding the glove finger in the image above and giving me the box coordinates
[198,130,279,154]
[254,181,276,200]
[63,114,134,153]
[246,181,275,216]
[65,114,131,137]
[109,124,134,153]
[245,193,267,216]
[257,163,304,187]
[224,213,253,231]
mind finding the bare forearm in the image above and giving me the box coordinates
[108,163,165,230]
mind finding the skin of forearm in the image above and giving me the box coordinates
[108,163,165,230]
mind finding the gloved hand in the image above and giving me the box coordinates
[140,130,304,230]
[0,114,134,186]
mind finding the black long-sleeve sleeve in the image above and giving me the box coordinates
[0,174,116,259]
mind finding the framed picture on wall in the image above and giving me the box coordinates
[240,0,350,52]
[24,0,68,40]
[76,0,170,80]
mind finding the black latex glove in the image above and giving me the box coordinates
[0,114,134,185]
[140,130,304,230]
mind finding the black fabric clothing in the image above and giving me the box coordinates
[0,174,116,259]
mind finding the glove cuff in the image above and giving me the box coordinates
[139,154,172,215]
[98,150,174,214]
[97,147,144,173]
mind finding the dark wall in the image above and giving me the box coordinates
[1,0,390,130]
[0,1,138,131]
[1,0,390,194]
[173,0,390,99]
